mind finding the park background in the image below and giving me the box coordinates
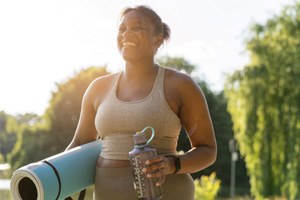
[1,0,299,199]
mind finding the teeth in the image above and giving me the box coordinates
[123,42,137,47]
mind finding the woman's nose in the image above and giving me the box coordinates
[122,29,133,37]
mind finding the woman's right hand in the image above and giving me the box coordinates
[142,155,176,186]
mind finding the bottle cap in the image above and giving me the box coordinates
[133,126,155,148]
[134,131,147,146]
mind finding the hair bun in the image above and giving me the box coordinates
[162,22,171,42]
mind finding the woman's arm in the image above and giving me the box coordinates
[65,82,99,151]
[144,70,217,183]
[176,73,217,173]
[65,74,115,151]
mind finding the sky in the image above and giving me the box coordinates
[0,0,294,115]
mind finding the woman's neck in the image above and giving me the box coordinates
[124,60,158,82]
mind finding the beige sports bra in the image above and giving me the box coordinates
[95,67,181,160]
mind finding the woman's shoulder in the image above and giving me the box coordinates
[90,72,121,88]
[84,72,121,106]
[85,72,121,95]
[163,67,198,89]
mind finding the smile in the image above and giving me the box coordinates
[123,42,137,47]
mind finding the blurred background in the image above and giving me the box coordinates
[1,0,299,199]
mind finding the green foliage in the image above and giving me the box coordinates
[0,111,18,163]
[0,190,12,200]
[156,55,195,74]
[7,113,48,171]
[7,67,109,170]
[194,172,221,200]
[225,2,300,199]
[8,125,50,171]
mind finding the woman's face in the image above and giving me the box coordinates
[117,10,162,63]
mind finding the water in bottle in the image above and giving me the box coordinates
[129,126,163,200]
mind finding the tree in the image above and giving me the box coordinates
[225,2,300,199]
[156,56,195,74]
[0,111,18,163]
[8,113,47,170]
[7,67,109,170]
[9,123,49,170]
[9,67,109,170]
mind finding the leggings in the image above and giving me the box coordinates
[93,167,195,200]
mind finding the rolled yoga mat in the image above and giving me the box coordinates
[10,140,102,200]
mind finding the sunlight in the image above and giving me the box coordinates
[0,0,293,115]
[0,164,11,171]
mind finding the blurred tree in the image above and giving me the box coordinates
[44,66,109,153]
[0,111,18,163]
[14,113,42,125]
[9,124,49,170]
[8,67,109,170]
[194,172,221,200]
[158,56,250,193]
[8,113,47,170]
[156,55,195,74]
[225,2,300,199]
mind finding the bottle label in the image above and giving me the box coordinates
[131,155,147,198]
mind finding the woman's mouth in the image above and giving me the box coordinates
[123,42,137,48]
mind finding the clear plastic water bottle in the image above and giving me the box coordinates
[129,126,163,200]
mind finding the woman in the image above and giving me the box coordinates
[66,5,217,200]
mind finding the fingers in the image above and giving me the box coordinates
[145,156,164,165]
[143,156,164,174]
[148,170,165,186]
[142,156,167,186]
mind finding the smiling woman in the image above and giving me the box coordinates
[65,5,217,200]
[117,6,170,64]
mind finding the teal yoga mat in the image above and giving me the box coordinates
[10,140,102,200]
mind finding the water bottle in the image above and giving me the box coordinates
[129,126,163,200]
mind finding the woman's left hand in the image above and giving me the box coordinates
[142,156,175,186]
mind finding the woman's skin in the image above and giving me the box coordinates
[66,10,217,186]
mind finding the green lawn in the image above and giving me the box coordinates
[0,190,13,200]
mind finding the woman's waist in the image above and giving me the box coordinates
[97,149,178,168]
[100,135,178,154]
[97,156,130,168]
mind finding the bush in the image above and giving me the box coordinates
[195,172,221,200]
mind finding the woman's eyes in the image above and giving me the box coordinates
[132,26,145,31]
[118,27,126,33]
[118,26,145,33]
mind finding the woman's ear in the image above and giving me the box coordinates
[154,33,164,49]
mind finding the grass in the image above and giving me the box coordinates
[0,190,13,200]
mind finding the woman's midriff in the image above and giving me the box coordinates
[97,156,130,168]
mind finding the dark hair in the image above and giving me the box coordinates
[119,5,171,43]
